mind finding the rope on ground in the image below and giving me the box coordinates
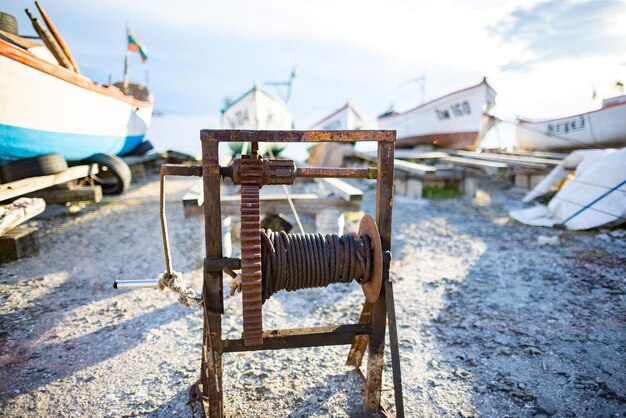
[157,271,203,307]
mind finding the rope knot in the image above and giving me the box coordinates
[157,271,203,308]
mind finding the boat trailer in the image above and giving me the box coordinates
[116,130,404,417]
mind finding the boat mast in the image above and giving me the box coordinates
[400,76,426,104]
[123,27,129,92]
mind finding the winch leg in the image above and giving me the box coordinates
[364,141,395,415]
[346,301,371,368]
[385,280,405,417]
[201,137,224,418]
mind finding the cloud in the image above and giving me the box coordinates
[489,0,626,71]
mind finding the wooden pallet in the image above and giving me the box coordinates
[182,180,361,219]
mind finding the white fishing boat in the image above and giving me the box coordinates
[516,95,626,150]
[0,9,153,161]
[309,102,363,130]
[307,102,364,166]
[377,78,496,149]
[221,84,293,155]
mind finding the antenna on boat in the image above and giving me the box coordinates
[400,76,426,104]
[265,64,297,104]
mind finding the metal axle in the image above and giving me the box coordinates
[113,279,158,289]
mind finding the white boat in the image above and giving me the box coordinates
[516,95,626,150]
[221,84,293,155]
[0,25,153,161]
[377,78,496,149]
[222,84,292,130]
[306,102,364,166]
[309,102,363,130]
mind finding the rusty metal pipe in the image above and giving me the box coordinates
[160,164,203,177]
[295,167,377,179]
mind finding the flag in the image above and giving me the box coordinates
[592,87,597,100]
[127,28,148,62]
[290,64,297,79]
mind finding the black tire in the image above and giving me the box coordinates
[0,12,18,35]
[0,154,68,183]
[128,140,154,156]
[81,153,131,195]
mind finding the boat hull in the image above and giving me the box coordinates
[377,80,496,149]
[392,131,479,149]
[0,40,153,161]
[516,101,626,150]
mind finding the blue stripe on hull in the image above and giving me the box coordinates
[0,124,144,161]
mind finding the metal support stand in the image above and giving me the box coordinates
[196,130,402,417]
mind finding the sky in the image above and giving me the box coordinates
[3,0,626,130]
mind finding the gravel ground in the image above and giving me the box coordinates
[1,175,625,417]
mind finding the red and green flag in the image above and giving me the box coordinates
[127,28,148,62]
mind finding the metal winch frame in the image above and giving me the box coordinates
[162,130,402,417]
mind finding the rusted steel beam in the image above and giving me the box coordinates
[364,140,395,415]
[201,129,395,143]
[160,163,203,177]
[223,324,371,353]
[201,139,224,418]
[295,167,377,179]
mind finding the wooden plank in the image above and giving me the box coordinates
[318,177,363,202]
[440,156,509,169]
[0,198,46,236]
[183,180,361,218]
[455,151,560,167]
[355,151,437,175]
[490,149,568,160]
[0,165,98,202]
[26,185,102,204]
[392,149,449,159]
[392,159,437,175]
[0,225,39,262]
[185,192,361,218]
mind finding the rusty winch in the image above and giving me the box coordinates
[115,130,404,417]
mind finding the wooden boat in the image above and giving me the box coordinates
[309,102,363,130]
[377,78,496,149]
[0,10,153,162]
[516,95,626,150]
[221,84,292,156]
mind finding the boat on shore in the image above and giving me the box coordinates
[309,101,363,130]
[307,102,364,166]
[516,95,626,150]
[221,84,292,155]
[377,78,496,149]
[0,8,153,161]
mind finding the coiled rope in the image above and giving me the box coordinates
[259,230,373,303]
